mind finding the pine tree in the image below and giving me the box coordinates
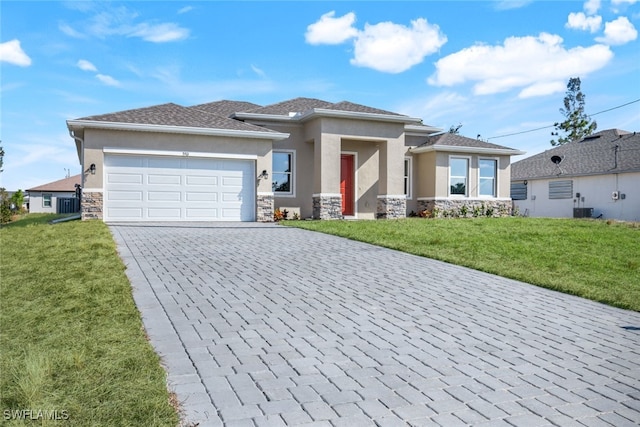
[550,77,597,146]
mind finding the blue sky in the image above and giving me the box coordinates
[1,0,639,191]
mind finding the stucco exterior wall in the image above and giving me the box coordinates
[28,191,76,213]
[513,172,640,221]
[82,128,273,193]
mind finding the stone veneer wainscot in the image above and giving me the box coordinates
[82,191,103,220]
[256,194,274,222]
[377,195,407,219]
[313,194,343,220]
[418,199,513,218]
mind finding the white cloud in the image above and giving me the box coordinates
[596,16,638,45]
[96,74,120,87]
[566,12,602,32]
[0,39,32,66]
[77,59,97,72]
[178,6,193,14]
[130,22,189,43]
[59,5,190,43]
[305,11,358,45]
[612,0,638,4]
[428,33,613,98]
[493,1,533,11]
[251,64,266,78]
[351,18,447,73]
[584,0,601,15]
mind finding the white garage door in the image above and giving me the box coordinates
[104,154,255,222]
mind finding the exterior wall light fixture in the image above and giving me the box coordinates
[90,163,96,175]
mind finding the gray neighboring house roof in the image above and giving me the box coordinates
[27,174,81,192]
[190,100,262,118]
[411,133,525,155]
[511,129,640,180]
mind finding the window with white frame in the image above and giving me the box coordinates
[43,193,52,208]
[479,159,497,197]
[404,157,412,199]
[449,157,469,196]
[272,151,293,195]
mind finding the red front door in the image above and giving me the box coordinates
[340,154,355,216]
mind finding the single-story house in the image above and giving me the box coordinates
[66,98,524,222]
[511,129,640,222]
[26,174,81,214]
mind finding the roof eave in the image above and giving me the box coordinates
[299,108,423,124]
[66,120,290,140]
[405,124,443,136]
[411,144,526,156]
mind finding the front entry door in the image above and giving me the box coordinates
[340,154,355,216]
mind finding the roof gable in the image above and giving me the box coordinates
[511,129,640,180]
[412,133,524,155]
[246,97,333,115]
[27,174,81,192]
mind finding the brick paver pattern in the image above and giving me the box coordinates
[109,223,640,427]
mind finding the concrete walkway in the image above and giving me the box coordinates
[109,223,640,427]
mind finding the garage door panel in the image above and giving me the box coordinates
[104,154,255,221]
[108,207,143,219]
[108,173,143,184]
[186,175,217,186]
[108,191,143,201]
[186,192,217,202]
[148,191,181,201]
[148,174,181,185]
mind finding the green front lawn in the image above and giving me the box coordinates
[0,214,178,426]
[285,217,640,312]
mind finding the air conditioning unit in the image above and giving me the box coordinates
[612,191,619,200]
[573,208,594,218]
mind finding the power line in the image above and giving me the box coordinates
[487,98,640,140]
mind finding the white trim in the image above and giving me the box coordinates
[341,151,358,218]
[235,109,423,125]
[405,124,442,136]
[82,188,104,193]
[42,193,52,208]
[312,193,342,197]
[67,119,289,140]
[478,157,499,198]
[404,157,413,200]
[272,149,296,197]
[103,147,258,160]
[257,192,274,196]
[449,155,471,197]
[417,197,512,201]
[411,144,525,156]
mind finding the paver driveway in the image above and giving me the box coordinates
[109,223,640,427]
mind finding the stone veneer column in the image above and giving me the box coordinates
[312,194,343,220]
[377,195,407,219]
[81,191,103,220]
[256,193,274,222]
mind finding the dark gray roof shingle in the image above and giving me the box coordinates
[190,100,262,118]
[246,97,333,115]
[418,133,518,151]
[511,129,640,180]
[325,101,403,116]
[76,103,276,133]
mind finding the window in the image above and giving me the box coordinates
[479,159,497,197]
[404,157,412,199]
[43,193,52,208]
[272,151,293,195]
[549,180,573,199]
[449,157,469,196]
[510,182,528,200]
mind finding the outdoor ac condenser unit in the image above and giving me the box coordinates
[573,208,594,218]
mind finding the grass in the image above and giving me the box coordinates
[1,214,179,426]
[285,217,640,312]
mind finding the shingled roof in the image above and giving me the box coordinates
[245,97,334,115]
[511,129,640,180]
[190,100,262,118]
[27,174,81,192]
[74,103,277,133]
[413,133,524,154]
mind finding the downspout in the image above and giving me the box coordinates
[68,129,85,187]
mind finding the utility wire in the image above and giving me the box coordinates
[487,98,640,140]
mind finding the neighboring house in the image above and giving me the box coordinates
[511,129,640,222]
[26,174,81,214]
[66,98,523,222]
